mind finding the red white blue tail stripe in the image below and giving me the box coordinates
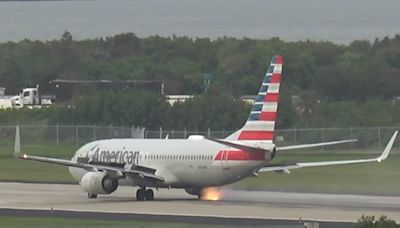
[237,55,283,141]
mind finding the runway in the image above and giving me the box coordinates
[0,182,399,224]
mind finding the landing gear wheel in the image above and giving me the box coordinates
[88,193,97,199]
[145,189,154,201]
[136,189,146,201]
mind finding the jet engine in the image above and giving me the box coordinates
[80,172,118,194]
[185,187,201,196]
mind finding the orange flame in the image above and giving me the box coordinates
[200,187,222,201]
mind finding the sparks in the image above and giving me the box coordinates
[200,187,222,201]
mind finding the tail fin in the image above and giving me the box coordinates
[226,55,283,141]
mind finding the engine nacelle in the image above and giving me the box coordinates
[185,187,202,196]
[80,172,118,194]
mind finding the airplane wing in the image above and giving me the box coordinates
[276,139,357,151]
[259,131,398,173]
[13,126,164,182]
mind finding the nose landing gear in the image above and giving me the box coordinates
[136,188,154,201]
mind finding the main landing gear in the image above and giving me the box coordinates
[136,188,154,201]
[87,193,97,199]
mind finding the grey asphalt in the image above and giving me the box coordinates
[0,182,399,225]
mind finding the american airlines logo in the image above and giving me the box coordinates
[84,145,140,165]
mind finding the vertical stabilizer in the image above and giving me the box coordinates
[226,55,283,142]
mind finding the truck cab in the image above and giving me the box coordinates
[20,88,40,105]
[10,87,41,108]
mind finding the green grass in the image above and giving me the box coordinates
[1,143,399,195]
[0,143,77,183]
[0,216,231,228]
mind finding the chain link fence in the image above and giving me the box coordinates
[147,127,399,150]
[0,125,398,151]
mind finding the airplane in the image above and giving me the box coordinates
[14,55,398,201]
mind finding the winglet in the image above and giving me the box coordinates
[13,125,21,158]
[377,130,398,162]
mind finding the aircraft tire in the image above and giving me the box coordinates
[145,189,154,201]
[136,189,146,201]
[88,193,97,199]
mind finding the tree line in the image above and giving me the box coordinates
[0,32,400,129]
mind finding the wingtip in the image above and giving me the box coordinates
[13,125,21,158]
[378,130,398,161]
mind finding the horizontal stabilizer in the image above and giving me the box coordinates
[208,138,275,152]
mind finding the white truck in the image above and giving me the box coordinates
[8,87,52,109]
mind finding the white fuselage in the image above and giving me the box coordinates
[69,138,274,188]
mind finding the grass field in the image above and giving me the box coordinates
[0,143,77,183]
[0,216,231,228]
[0,143,399,195]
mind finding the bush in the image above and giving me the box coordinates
[355,215,398,228]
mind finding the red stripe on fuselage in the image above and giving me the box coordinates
[214,150,265,161]
[238,130,274,140]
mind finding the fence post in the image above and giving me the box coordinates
[350,127,353,149]
[378,127,381,148]
[208,128,211,138]
[109,124,112,138]
[184,128,187,138]
[36,125,40,144]
[131,125,134,138]
[75,125,79,146]
[93,125,96,140]
[293,128,297,144]
[321,128,325,151]
[56,123,59,146]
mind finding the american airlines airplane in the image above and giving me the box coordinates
[14,55,398,201]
